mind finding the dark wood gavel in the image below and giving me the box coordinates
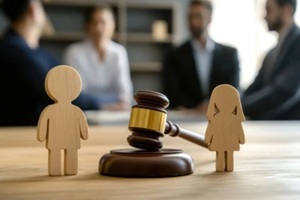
[127,90,208,151]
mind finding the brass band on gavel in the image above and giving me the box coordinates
[127,90,208,151]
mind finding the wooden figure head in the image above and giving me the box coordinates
[206,84,245,122]
[45,65,82,103]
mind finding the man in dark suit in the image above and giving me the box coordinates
[242,0,300,120]
[0,0,103,126]
[162,0,240,111]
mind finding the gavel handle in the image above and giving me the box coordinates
[164,121,208,149]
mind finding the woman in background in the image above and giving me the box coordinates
[63,5,133,110]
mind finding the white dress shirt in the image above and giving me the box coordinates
[63,39,133,107]
[191,39,215,97]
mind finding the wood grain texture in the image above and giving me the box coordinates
[37,65,89,176]
[205,84,245,172]
[1,122,300,200]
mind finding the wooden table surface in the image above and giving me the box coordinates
[1,121,300,200]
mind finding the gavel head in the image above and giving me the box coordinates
[127,90,169,151]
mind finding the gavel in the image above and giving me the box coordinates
[127,90,208,151]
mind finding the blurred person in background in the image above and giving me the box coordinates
[162,0,240,113]
[242,0,300,120]
[63,5,133,111]
[0,0,103,126]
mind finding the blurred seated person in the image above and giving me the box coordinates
[162,0,240,113]
[63,5,133,111]
[0,0,103,126]
[242,0,300,120]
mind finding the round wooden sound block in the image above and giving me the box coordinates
[99,148,194,177]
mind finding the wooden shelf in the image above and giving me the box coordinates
[41,32,119,42]
[43,0,119,7]
[41,32,172,43]
[130,62,162,72]
[126,33,173,43]
[126,2,175,9]
[41,32,85,41]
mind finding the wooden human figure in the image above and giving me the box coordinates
[37,65,89,176]
[205,84,245,172]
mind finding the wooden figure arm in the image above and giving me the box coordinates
[236,101,246,122]
[206,96,218,121]
[204,131,213,145]
[239,130,245,144]
[78,110,88,140]
[236,101,245,144]
[36,109,49,142]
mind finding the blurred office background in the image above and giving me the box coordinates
[0,0,299,92]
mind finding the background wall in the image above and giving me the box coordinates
[1,0,300,91]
